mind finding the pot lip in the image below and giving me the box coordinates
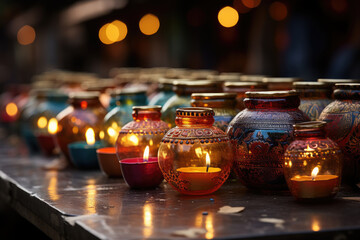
[245,90,298,98]
[293,121,326,130]
[223,81,267,88]
[173,80,219,87]
[318,78,360,84]
[293,81,329,89]
[132,105,162,111]
[263,77,302,83]
[191,93,237,100]
[335,83,360,89]
[69,91,100,100]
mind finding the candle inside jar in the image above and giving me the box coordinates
[290,167,340,199]
[177,153,222,192]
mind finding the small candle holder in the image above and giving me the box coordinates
[96,147,122,177]
[120,146,164,188]
[284,121,343,201]
[68,128,104,169]
[116,106,170,188]
[158,107,234,195]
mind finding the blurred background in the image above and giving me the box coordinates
[1,0,360,90]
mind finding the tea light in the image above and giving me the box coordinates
[120,146,164,188]
[177,153,222,193]
[290,167,340,200]
[68,128,104,169]
[96,147,122,177]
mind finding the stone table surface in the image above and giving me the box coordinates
[0,149,360,240]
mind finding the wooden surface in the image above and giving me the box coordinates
[0,144,360,239]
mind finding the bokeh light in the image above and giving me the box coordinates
[218,6,239,28]
[331,0,348,13]
[241,0,261,9]
[5,102,18,117]
[269,2,288,21]
[139,14,160,35]
[17,25,36,45]
[112,20,128,42]
[99,20,128,45]
[233,0,251,14]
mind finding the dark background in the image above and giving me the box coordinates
[1,0,360,87]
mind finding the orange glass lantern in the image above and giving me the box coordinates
[158,107,233,195]
[284,121,343,201]
[56,92,106,163]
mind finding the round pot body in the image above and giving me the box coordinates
[319,83,360,183]
[227,90,310,190]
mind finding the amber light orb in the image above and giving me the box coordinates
[158,107,233,195]
[284,121,342,201]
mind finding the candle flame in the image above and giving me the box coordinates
[85,128,96,145]
[206,153,210,172]
[47,118,58,134]
[5,102,18,117]
[311,167,319,181]
[143,145,149,162]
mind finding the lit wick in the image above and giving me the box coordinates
[143,146,149,163]
[206,153,210,173]
[311,167,319,181]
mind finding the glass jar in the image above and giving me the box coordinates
[284,121,342,201]
[191,93,238,132]
[227,90,310,190]
[263,77,301,90]
[116,106,169,160]
[33,91,69,156]
[55,91,107,162]
[162,80,221,128]
[148,78,176,107]
[158,107,234,195]
[102,89,148,146]
[223,82,267,110]
[293,82,332,121]
[319,83,360,183]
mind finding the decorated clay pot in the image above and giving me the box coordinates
[319,83,360,183]
[227,90,310,190]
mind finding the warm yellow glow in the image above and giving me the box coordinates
[311,167,319,180]
[149,139,153,146]
[139,14,160,35]
[304,145,314,152]
[86,179,97,214]
[143,203,153,237]
[17,25,36,45]
[205,213,214,239]
[112,20,127,42]
[99,23,113,45]
[5,102,18,117]
[218,6,239,28]
[195,147,203,158]
[47,118,58,134]
[312,218,321,231]
[86,128,96,145]
[107,127,117,137]
[111,122,118,129]
[288,161,292,168]
[129,135,139,145]
[206,153,210,166]
[143,146,150,162]
[303,160,307,166]
[99,130,105,139]
[37,116,48,129]
[106,22,120,42]
[47,172,59,201]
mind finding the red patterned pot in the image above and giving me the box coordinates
[227,90,310,190]
[319,83,360,183]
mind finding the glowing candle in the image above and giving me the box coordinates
[177,153,222,194]
[290,166,339,200]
